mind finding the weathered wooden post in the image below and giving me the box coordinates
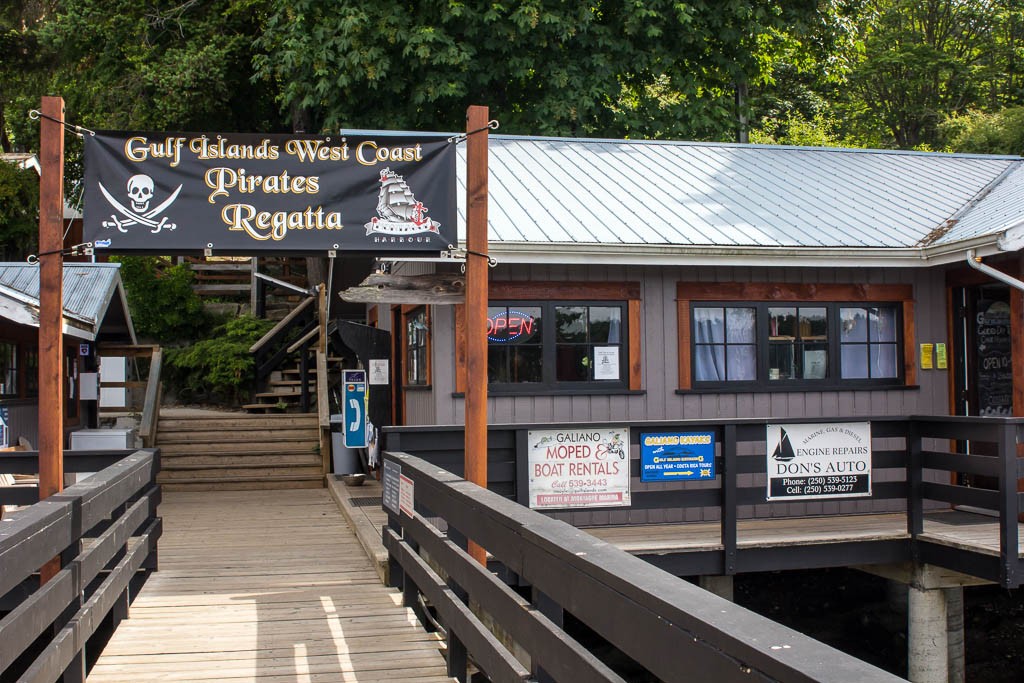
[464,105,489,566]
[37,95,65,582]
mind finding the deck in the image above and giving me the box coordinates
[87,489,452,683]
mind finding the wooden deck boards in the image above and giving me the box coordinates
[87,489,452,683]
[586,510,1024,557]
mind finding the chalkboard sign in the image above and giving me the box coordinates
[975,299,1013,416]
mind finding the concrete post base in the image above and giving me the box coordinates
[698,575,734,602]
[908,583,948,683]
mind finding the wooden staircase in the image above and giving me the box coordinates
[155,411,324,491]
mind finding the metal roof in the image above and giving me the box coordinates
[0,262,135,341]
[453,135,1024,265]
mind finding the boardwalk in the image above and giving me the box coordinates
[88,489,452,683]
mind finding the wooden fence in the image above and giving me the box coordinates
[383,450,905,683]
[0,450,161,682]
[385,416,1024,587]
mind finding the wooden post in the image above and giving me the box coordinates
[38,96,65,583]
[464,105,489,566]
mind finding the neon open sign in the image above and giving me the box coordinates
[487,310,536,342]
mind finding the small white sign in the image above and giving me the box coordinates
[399,473,415,517]
[593,346,620,381]
[766,422,872,501]
[527,427,630,509]
[369,359,389,385]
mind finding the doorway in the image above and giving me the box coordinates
[951,284,1013,492]
[952,284,1013,419]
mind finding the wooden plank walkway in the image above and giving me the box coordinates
[586,509,1024,558]
[87,489,452,683]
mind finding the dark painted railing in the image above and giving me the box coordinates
[384,450,904,683]
[384,416,1024,588]
[0,449,161,683]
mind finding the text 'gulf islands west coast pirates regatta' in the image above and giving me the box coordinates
[82,132,456,254]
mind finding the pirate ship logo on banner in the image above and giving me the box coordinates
[99,174,181,234]
[364,168,441,239]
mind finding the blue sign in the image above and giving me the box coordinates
[640,432,716,482]
[0,406,8,449]
[342,370,367,448]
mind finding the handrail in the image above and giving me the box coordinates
[384,415,1024,588]
[287,326,319,354]
[384,450,904,683]
[316,350,329,429]
[249,295,316,354]
[139,347,162,447]
[0,449,161,681]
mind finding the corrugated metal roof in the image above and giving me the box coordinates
[0,262,128,335]
[454,135,1023,258]
[935,164,1024,245]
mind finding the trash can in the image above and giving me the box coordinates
[329,414,360,475]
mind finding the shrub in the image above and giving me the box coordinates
[165,315,273,405]
[114,256,213,342]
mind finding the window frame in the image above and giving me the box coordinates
[486,300,630,392]
[455,281,643,395]
[678,282,916,392]
[401,305,431,388]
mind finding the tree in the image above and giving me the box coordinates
[40,0,283,133]
[843,0,1024,149]
[938,106,1024,153]
[0,160,39,260]
[252,0,822,140]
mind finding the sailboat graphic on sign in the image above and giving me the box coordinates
[772,427,797,461]
[364,168,441,237]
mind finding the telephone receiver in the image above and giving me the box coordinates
[349,398,361,432]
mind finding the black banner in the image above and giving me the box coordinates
[83,131,455,254]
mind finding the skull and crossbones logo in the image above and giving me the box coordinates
[100,174,181,234]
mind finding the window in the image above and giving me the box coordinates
[678,283,915,391]
[0,342,16,396]
[455,280,643,394]
[769,306,827,380]
[487,301,627,390]
[405,307,429,386]
[690,302,902,388]
[692,307,756,381]
[839,306,899,379]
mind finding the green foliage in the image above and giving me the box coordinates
[39,0,281,133]
[114,256,212,342]
[252,0,823,140]
[939,107,1024,154]
[750,111,861,148]
[0,161,38,259]
[165,315,273,405]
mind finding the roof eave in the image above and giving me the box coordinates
[484,242,930,268]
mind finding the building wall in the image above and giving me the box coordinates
[429,262,952,427]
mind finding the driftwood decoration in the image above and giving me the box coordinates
[339,272,466,304]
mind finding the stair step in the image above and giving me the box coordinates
[157,428,318,444]
[158,414,318,431]
[160,453,321,468]
[253,392,306,400]
[157,441,319,456]
[160,477,324,492]
[158,465,323,480]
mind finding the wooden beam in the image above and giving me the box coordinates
[37,96,65,583]
[464,105,489,566]
[340,273,467,304]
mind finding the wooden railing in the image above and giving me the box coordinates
[249,295,317,401]
[384,416,1024,588]
[383,451,903,683]
[0,449,161,682]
